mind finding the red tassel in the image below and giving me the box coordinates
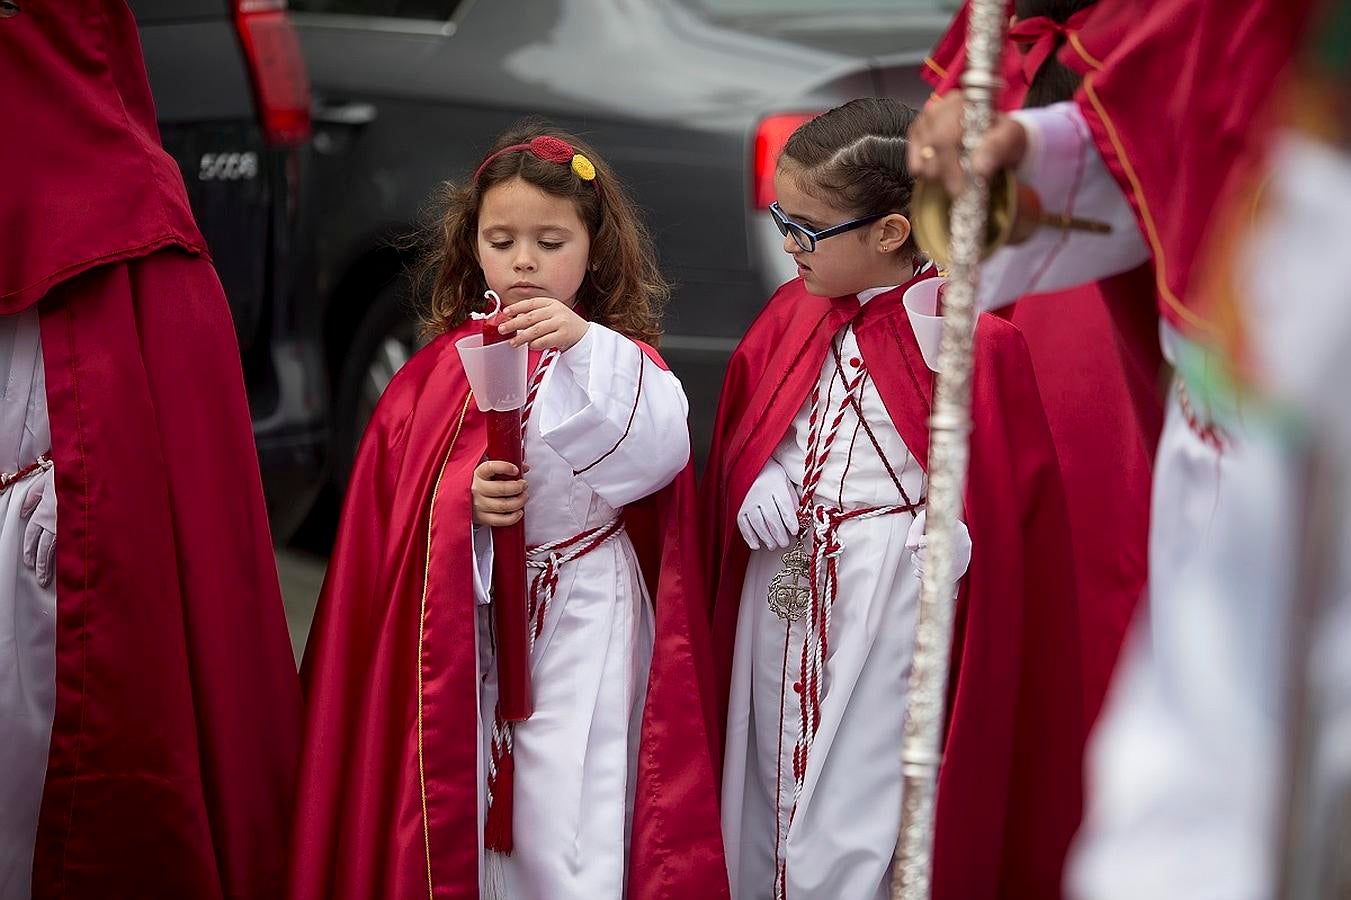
[484,752,515,854]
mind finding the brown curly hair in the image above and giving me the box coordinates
[417,120,668,345]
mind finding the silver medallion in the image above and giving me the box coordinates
[767,538,812,622]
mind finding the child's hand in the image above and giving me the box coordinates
[472,460,528,527]
[498,297,589,351]
[904,509,972,583]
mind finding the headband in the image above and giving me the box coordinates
[473,135,597,184]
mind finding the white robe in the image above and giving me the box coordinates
[1071,132,1351,900]
[472,322,690,900]
[722,287,936,900]
[0,309,56,900]
[977,102,1350,898]
[1238,135,1351,897]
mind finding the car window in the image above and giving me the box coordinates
[289,0,462,18]
[394,0,462,18]
[288,0,395,13]
[698,0,943,10]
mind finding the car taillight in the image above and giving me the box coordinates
[751,113,819,209]
[235,0,312,147]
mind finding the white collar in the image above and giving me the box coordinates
[855,262,938,307]
[902,275,948,373]
[856,284,900,306]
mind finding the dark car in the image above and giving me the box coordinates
[131,0,329,539]
[291,0,955,484]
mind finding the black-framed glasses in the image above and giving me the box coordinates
[768,201,887,253]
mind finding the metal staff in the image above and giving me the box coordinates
[1266,7,1351,892]
[892,2,1009,897]
[1274,440,1343,900]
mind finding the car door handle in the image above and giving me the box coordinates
[313,100,378,127]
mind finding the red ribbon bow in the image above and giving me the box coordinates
[1006,8,1094,89]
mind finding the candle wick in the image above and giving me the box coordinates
[471,289,503,320]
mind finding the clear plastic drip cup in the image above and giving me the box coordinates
[456,334,529,412]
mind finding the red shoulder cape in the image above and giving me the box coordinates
[701,275,1086,898]
[1068,0,1317,335]
[924,4,1164,726]
[33,251,301,899]
[290,320,729,900]
[922,0,1025,107]
[0,0,205,313]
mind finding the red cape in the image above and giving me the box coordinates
[1009,273,1160,723]
[927,0,1316,334]
[290,319,729,900]
[701,274,1086,898]
[1,1,205,314]
[32,251,302,899]
[1067,0,1317,335]
[924,5,1163,725]
[5,4,301,896]
[922,0,1025,107]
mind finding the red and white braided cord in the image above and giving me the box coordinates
[797,335,869,528]
[482,509,625,841]
[520,349,560,439]
[772,502,916,899]
[774,338,926,897]
[772,340,874,899]
[0,452,51,494]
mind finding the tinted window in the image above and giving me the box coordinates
[698,0,941,10]
[289,0,395,13]
[394,0,461,17]
[290,0,461,17]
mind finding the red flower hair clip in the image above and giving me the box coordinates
[473,135,597,184]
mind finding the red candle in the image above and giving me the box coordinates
[481,311,533,722]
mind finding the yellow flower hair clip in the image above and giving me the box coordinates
[571,154,596,182]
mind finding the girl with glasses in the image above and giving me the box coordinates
[702,97,1086,899]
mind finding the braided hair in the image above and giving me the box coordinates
[779,98,920,255]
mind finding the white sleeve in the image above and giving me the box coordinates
[977,101,1152,310]
[1241,133,1351,452]
[470,522,494,605]
[537,322,691,508]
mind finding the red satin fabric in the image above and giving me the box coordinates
[289,319,729,900]
[923,1,1026,107]
[5,4,300,893]
[1009,272,1162,725]
[924,3,1163,729]
[1007,9,1096,88]
[0,1,205,314]
[702,275,1086,898]
[33,252,301,899]
[1069,0,1317,335]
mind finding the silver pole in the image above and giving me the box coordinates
[892,3,1009,897]
[1276,441,1344,899]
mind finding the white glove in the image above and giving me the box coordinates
[904,508,971,584]
[20,464,57,589]
[737,458,800,551]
